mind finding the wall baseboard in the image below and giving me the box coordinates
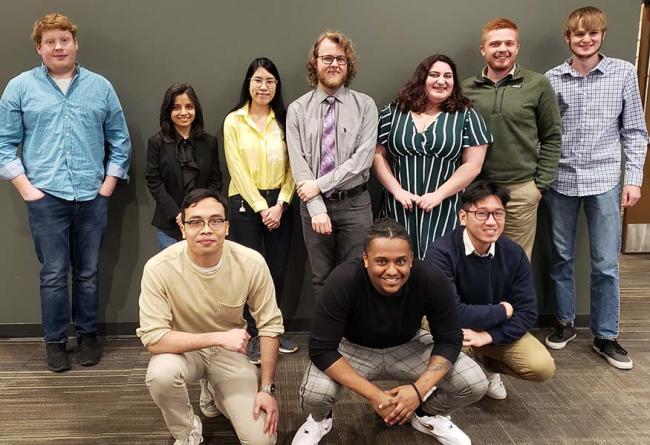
[0,316,591,339]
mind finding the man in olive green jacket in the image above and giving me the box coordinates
[463,17,561,260]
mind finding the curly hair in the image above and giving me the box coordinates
[306,31,357,88]
[394,54,470,114]
[363,218,412,253]
[32,13,77,45]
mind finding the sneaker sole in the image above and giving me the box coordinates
[248,358,261,365]
[545,332,577,350]
[279,345,299,354]
[592,345,633,370]
[485,391,507,400]
[48,363,71,372]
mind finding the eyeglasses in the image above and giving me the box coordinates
[183,217,227,230]
[251,77,277,88]
[318,55,348,66]
[465,209,506,221]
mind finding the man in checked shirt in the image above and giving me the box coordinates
[544,6,649,370]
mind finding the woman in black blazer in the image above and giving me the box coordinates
[146,83,223,249]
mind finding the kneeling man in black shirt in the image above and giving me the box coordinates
[292,219,487,445]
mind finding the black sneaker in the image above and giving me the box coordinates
[545,323,577,349]
[593,338,633,370]
[78,333,102,366]
[46,342,71,372]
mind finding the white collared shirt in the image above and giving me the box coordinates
[463,228,495,258]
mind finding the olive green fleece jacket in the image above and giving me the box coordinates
[462,66,562,190]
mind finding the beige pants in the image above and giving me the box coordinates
[469,332,555,382]
[145,347,275,445]
[501,180,541,260]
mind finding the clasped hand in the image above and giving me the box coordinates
[393,188,442,212]
[373,384,421,426]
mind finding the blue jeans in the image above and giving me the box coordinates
[156,230,179,250]
[26,193,109,343]
[544,185,621,339]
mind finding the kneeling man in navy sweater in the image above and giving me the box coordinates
[426,181,555,400]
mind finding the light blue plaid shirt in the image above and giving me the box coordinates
[0,64,131,201]
[546,56,648,196]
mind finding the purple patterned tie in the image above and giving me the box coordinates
[319,96,337,177]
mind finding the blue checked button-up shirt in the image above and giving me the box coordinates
[545,56,648,197]
[0,65,131,201]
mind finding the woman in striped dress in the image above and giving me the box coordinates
[373,54,492,259]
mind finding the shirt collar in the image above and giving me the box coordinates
[480,63,518,83]
[463,227,495,258]
[315,85,347,103]
[235,103,276,118]
[560,53,609,76]
[40,62,80,79]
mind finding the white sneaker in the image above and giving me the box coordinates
[291,414,333,445]
[173,415,203,445]
[485,372,507,400]
[410,413,471,445]
[199,379,220,417]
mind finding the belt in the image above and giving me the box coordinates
[326,183,367,201]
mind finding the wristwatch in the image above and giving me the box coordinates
[259,383,276,395]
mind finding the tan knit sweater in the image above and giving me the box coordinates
[137,240,284,347]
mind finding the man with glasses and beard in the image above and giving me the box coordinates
[426,181,555,402]
[137,189,283,445]
[286,30,378,302]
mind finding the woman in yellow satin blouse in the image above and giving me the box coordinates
[223,57,297,363]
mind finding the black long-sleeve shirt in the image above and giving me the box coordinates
[308,258,462,372]
[425,227,537,345]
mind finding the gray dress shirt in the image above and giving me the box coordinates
[286,86,378,216]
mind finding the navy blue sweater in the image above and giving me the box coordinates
[425,227,536,345]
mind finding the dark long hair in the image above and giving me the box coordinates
[230,57,287,130]
[159,83,205,142]
[394,54,470,114]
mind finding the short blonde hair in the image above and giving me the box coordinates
[31,13,77,45]
[564,6,607,37]
[306,31,357,88]
[481,17,519,43]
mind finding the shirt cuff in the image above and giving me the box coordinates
[306,196,327,216]
[315,176,334,195]
[624,170,643,187]
[106,162,129,181]
[251,199,269,213]
[0,158,25,181]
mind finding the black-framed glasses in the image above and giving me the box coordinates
[318,55,348,66]
[465,209,506,221]
[183,217,227,230]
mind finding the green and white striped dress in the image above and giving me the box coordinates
[377,103,492,259]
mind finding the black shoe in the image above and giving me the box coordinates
[78,333,102,366]
[545,323,577,350]
[593,338,633,370]
[46,342,71,372]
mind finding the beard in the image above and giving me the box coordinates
[318,71,346,90]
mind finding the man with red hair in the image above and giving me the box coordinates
[463,18,561,260]
[0,13,131,372]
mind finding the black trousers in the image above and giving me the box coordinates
[228,189,293,337]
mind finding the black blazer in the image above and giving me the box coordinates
[145,131,223,238]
